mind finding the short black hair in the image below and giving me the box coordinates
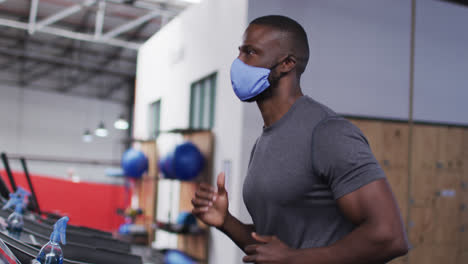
[249,15,309,75]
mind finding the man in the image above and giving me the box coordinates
[192,15,408,263]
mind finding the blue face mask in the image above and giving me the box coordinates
[230,58,272,101]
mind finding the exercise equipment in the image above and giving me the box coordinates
[158,153,176,179]
[176,212,197,227]
[164,249,196,264]
[121,149,148,179]
[172,142,204,181]
[19,158,41,214]
[156,211,203,235]
[0,155,42,215]
[1,153,17,192]
[0,172,11,200]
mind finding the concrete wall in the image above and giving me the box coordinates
[0,84,128,184]
[135,0,248,263]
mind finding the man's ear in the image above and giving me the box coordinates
[280,56,297,73]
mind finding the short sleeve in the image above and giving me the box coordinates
[312,117,386,199]
[248,138,259,168]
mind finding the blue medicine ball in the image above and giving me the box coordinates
[176,211,197,227]
[164,250,195,264]
[173,142,204,181]
[158,152,177,179]
[121,149,148,179]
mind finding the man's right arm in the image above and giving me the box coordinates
[218,212,257,251]
[192,172,257,252]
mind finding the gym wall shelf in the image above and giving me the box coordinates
[132,130,213,263]
[156,130,214,263]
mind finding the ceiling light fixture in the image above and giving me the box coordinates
[114,114,129,130]
[82,129,93,142]
[95,121,109,137]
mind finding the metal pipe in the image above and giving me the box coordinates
[7,154,120,167]
[103,10,161,39]
[0,172,11,199]
[406,2,416,263]
[19,158,41,214]
[34,0,97,33]
[0,45,135,78]
[28,0,39,34]
[0,153,17,192]
[0,18,141,50]
[94,0,106,39]
[0,30,137,64]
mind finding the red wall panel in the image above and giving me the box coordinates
[0,170,129,232]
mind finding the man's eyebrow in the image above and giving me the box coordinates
[239,44,261,52]
[239,44,252,50]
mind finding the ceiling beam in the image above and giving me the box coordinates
[0,30,137,64]
[31,0,97,34]
[94,0,106,39]
[28,0,39,34]
[0,18,141,50]
[22,11,94,85]
[59,21,148,93]
[0,45,135,78]
[102,10,161,39]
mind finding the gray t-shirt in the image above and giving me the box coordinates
[243,95,385,249]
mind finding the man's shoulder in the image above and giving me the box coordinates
[299,95,339,119]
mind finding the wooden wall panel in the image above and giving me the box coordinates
[349,119,384,162]
[463,129,468,178]
[349,120,468,263]
[407,245,433,264]
[382,123,409,223]
[409,245,457,264]
[350,119,409,222]
[410,125,440,207]
[409,206,435,245]
[176,131,214,263]
[459,129,468,257]
[138,141,159,244]
[432,127,462,245]
[177,182,208,262]
[382,123,409,170]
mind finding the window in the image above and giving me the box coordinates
[149,100,161,138]
[189,73,216,129]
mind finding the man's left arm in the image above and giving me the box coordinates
[243,178,408,264]
[293,177,408,264]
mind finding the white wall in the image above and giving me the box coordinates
[135,0,248,263]
[0,84,128,184]
[413,0,468,125]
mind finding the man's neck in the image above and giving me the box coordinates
[257,81,303,128]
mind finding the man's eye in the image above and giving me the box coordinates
[247,49,255,55]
